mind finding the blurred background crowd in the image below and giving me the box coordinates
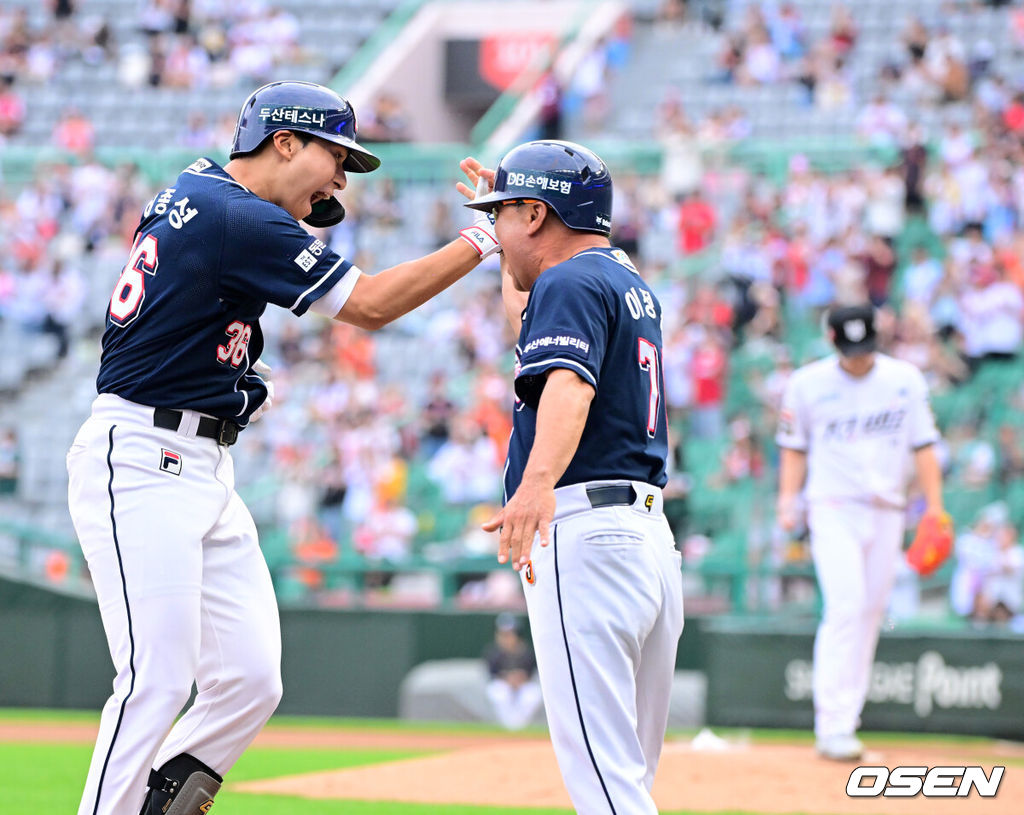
[1,0,1023,627]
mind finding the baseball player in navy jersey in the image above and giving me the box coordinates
[66,80,500,815]
[776,304,945,761]
[461,141,684,814]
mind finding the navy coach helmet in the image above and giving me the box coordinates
[466,140,613,236]
[230,80,381,173]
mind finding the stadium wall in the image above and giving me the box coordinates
[6,575,1020,735]
[0,575,706,716]
[704,617,1024,740]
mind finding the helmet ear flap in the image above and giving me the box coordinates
[303,196,345,227]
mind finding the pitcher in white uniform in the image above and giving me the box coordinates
[775,304,945,760]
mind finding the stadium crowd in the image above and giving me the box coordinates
[1,0,1023,620]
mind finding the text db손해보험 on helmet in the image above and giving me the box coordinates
[466,140,613,236]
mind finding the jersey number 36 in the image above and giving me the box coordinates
[109,234,158,327]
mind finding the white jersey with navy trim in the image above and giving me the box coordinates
[776,353,939,508]
[97,157,357,425]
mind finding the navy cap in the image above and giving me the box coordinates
[828,304,876,356]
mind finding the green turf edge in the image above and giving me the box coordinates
[218,797,824,815]
[8,708,1018,751]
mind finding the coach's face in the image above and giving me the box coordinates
[280,133,349,222]
[492,199,544,291]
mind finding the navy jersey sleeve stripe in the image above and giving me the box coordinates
[290,257,352,314]
[518,357,598,387]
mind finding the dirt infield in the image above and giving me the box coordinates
[6,722,1020,813]
[237,738,1022,813]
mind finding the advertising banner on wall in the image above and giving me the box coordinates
[704,618,1024,738]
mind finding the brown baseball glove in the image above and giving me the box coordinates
[906,511,953,576]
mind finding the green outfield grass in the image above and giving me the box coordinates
[2,709,1017,815]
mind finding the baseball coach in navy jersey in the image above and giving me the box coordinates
[460,140,684,815]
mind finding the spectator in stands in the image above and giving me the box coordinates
[951,504,1002,619]
[865,166,906,242]
[162,33,211,88]
[899,124,929,215]
[714,32,745,83]
[902,16,929,68]
[656,0,688,28]
[139,0,177,37]
[359,93,412,143]
[858,234,897,307]
[656,93,703,199]
[566,37,610,132]
[738,25,780,85]
[856,94,907,147]
[179,111,216,149]
[894,304,968,388]
[924,23,968,102]
[427,413,501,505]
[535,71,564,141]
[767,2,806,62]
[688,331,727,439]
[419,371,456,460]
[951,503,1023,624]
[957,260,1024,370]
[827,4,857,60]
[0,428,18,496]
[996,424,1024,486]
[715,415,764,485]
[0,76,25,138]
[40,258,85,359]
[902,246,944,306]
[51,108,94,156]
[352,481,418,563]
[676,190,716,255]
[482,612,543,730]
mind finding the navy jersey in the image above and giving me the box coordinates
[97,158,355,425]
[504,247,669,499]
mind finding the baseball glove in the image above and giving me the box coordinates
[906,511,953,576]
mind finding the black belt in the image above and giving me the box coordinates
[586,484,637,508]
[153,408,240,446]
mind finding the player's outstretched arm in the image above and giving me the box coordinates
[332,158,498,330]
[336,240,484,329]
[483,368,595,569]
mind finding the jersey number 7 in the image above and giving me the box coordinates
[638,338,662,437]
[109,234,159,327]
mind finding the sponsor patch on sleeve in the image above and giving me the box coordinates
[522,334,591,357]
[294,238,327,272]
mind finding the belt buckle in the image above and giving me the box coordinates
[216,421,238,446]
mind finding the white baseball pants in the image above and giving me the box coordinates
[523,482,684,815]
[808,499,905,739]
[68,395,282,815]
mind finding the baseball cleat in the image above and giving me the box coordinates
[816,734,864,760]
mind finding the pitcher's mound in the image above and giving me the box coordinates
[235,737,1021,813]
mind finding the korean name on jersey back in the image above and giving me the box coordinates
[97,158,354,424]
[504,248,669,499]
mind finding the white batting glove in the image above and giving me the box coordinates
[250,360,275,422]
[458,177,501,260]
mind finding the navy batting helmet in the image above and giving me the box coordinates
[230,80,380,173]
[465,140,612,236]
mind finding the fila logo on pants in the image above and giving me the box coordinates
[160,449,182,476]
